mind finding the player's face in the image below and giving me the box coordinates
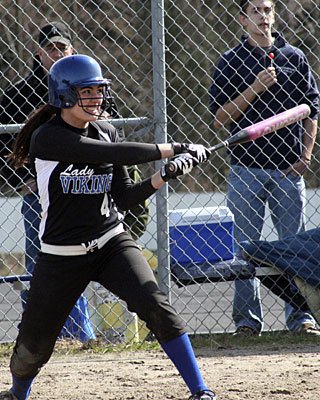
[240,0,275,42]
[38,42,74,73]
[61,86,105,128]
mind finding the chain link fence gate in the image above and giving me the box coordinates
[0,0,319,344]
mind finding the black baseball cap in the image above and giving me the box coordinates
[38,21,72,47]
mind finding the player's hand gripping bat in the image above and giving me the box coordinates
[167,104,311,173]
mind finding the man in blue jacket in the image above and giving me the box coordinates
[209,0,319,336]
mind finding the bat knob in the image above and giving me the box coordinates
[168,162,177,172]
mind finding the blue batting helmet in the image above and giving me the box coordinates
[48,54,111,108]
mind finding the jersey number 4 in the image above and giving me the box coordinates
[100,193,110,217]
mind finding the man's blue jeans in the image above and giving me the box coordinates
[227,165,316,332]
[21,192,96,341]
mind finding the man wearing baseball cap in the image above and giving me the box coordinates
[38,21,72,47]
[0,22,96,342]
[0,21,74,124]
[37,22,73,73]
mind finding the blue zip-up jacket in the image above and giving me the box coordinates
[209,32,319,170]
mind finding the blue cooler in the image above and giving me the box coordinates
[169,206,234,266]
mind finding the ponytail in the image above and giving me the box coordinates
[9,104,58,168]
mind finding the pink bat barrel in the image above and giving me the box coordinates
[245,103,311,141]
[210,103,311,151]
[168,104,311,172]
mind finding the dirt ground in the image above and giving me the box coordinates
[1,342,320,400]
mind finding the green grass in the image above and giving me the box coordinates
[189,331,320,350]
[0,338,161,358]
[1,331,319,359]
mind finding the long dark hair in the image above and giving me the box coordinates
[9,104,58,168]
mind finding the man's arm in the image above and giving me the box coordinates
[294,118,317,175]
[283,118,318,176]
[284,50,319,176]
[301,118,318,161]
[213,67,278,130]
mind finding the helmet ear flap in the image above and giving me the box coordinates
[57,88,78,108]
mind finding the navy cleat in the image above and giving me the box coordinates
[188,389,217,400]
[0,391,18,400]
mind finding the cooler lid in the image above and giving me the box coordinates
[169,206,234,226]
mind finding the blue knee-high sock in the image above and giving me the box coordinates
[11,375,34,400]
[161,332,208,395]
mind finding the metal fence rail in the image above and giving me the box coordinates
[0,0,319,344]
[0,118,151,134]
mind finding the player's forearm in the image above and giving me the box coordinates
[113,177,157,210]
[213,85,258,129]
[151,170,166,189]
[157,143,175,159]
[35,132,176,166]
[301,118,318,160]
[113,171,166,211]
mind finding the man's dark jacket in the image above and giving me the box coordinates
[0,56,47,189]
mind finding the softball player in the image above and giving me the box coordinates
[0,55,216,400]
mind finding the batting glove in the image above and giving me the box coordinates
[160,153,198,182]
[172,143,211,163]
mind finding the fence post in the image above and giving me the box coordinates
[151,0,171,300]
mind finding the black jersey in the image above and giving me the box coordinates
[29,115,160,246]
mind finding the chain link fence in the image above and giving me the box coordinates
[0,0,319,344]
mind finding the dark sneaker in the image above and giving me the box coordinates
[0,391,18,400]
[232,326,260,337]
[296,323,320,336]
[188,389,217,399]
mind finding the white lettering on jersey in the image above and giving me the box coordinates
[59,164,113,194]
[61,164,94,178]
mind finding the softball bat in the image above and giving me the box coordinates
[167,104,311,173]
[209,103,311,152]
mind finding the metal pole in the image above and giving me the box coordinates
[151,0,171,300]
[0,117,150,134]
